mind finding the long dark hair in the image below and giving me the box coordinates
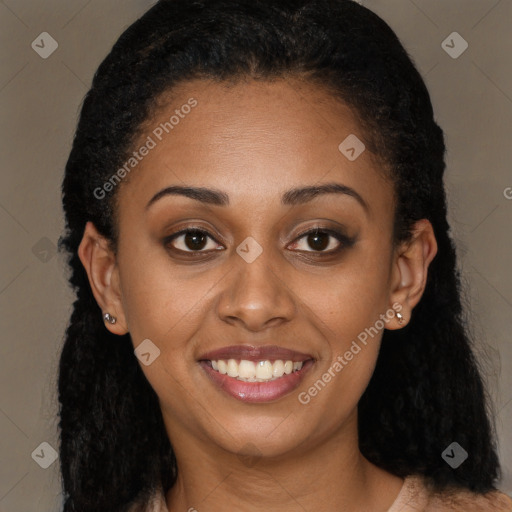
[58,1,500,510]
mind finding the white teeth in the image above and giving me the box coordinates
[273,360,285,377]
[209,358,304,381]
[256,360,273,380]
[227,359,238,377]
[217,360,227,374]
[238,360,256,379]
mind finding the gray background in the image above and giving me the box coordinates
[0,0,511,510]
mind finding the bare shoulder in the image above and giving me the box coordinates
[427,486,512,511]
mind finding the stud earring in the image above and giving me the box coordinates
[103,312,117,324]
[396,311,404,325]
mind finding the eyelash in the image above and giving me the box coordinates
[163,226,355,257]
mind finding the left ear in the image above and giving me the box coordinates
[388,219,438,328]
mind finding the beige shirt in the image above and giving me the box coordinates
[141,475,512,511]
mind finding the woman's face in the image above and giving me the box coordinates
[89,78,420,460]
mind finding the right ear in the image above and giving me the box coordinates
[77,221,129,335]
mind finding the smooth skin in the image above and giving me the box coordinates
[78,78,437,511]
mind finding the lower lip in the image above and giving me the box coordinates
[200,360,314,403]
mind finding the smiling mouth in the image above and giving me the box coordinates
[200,357,314,403]
[198,345,315,402]
[204,358,306,382]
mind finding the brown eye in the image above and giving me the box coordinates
[165,229,221,253]
[290,228,355,254]
[306,231,330,251]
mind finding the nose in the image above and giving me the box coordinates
[216,251,296,332]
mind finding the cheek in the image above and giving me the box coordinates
[117,240,232,376]
[117,242,197,345]
[117,250,215,415]
[299,276,386,422]
[300,250,391,343]
[120,268,213,348]
[295,243,390,400]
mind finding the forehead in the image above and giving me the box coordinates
[116,78,393,217]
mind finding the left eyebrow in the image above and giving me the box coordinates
[281,182,369,213]
[145,182,369,213]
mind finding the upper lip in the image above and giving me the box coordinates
[199,345,313,362]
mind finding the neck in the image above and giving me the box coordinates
[164,412,403,512]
